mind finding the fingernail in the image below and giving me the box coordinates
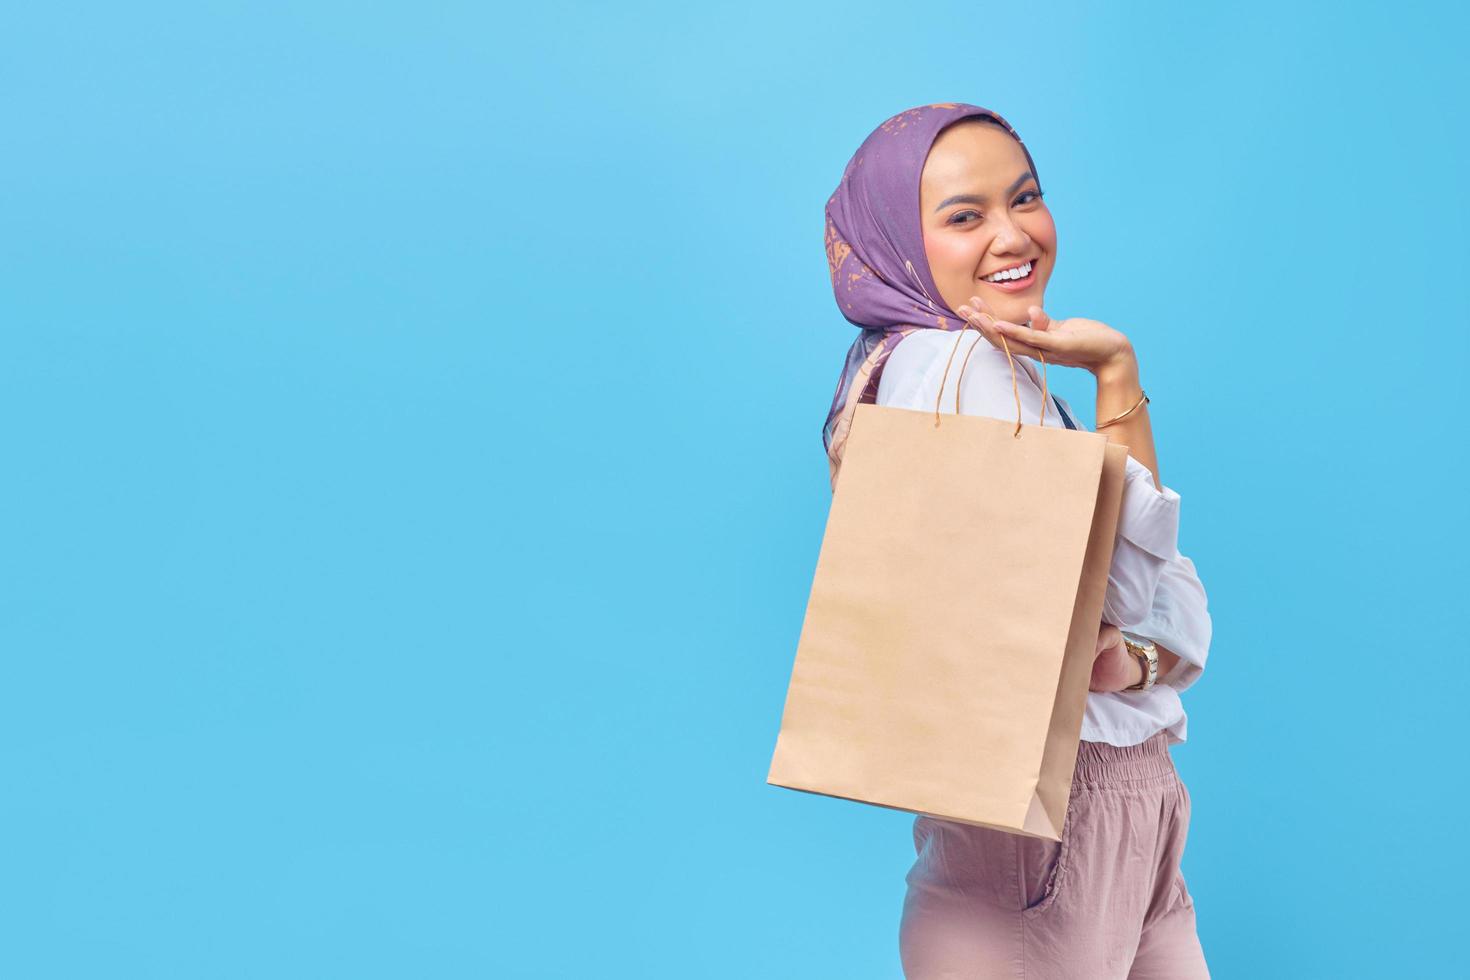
[957,306,972,318]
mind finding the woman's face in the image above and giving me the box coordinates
[918,121,1056,324]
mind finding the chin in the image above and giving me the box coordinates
[993,298,1039,322]
[993,284,1048,322]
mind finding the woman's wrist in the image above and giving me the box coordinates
[1094,345,1140,391]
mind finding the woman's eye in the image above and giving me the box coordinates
[949,210,981,225]
[1015,190,1042,206]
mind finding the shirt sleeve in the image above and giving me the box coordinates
[1101,456,1182,628]
[1128,552,1213,693]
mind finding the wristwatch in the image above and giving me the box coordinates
[1121,633,1159,691]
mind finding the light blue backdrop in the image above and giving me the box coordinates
[4,2,1465,977]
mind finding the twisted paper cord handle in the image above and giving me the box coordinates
[934,320,1049,437]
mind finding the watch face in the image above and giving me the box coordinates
[1121,632,1156,652]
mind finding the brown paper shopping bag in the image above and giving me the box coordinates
[768,330,1129,841]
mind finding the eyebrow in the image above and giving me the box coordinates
[933,171,1038,212]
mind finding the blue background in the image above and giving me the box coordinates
[4,2,1466,976]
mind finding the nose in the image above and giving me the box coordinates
[990,214,1031,254]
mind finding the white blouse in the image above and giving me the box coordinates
[873,329,1212,747]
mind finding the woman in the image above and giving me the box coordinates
[821,104,1213,978]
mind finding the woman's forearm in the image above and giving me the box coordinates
[1109,637,1183,690]
[1095,349,1162,492]
[1154,642,1182,682]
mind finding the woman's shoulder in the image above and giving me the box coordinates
[878,329,962,404]
[884,328,980,376]
[892,326,971,357]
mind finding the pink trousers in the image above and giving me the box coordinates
[899,732,1209,979]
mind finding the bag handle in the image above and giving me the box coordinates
[933,322,1049,437]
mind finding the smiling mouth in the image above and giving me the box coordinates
[979,258,1039,287]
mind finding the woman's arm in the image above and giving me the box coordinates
[1092,552,1212,692]
[1155,644,1183,681]
[1090,625,1182,692]
[1132,553,1213,692]
[954,297,1162,488]
[1092,636,1183,691]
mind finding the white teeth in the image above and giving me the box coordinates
[983,261,1032,283]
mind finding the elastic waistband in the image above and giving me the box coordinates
[1071,732,1175,787]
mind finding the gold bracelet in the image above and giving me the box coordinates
[1096,390,1149,429]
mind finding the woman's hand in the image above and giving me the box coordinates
[1089,623,1144,693]
[954,296,1135,380]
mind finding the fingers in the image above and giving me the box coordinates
[956,301,1046,359]
[1089,627,1134,691]
[963,294,998,322]
[1089,650,1138,693]
[981,317,1046,358]
[957,295,1057,356]
[991,318,1060,352]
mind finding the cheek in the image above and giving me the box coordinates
[1027,209,1058,252]
[923,230,988,282]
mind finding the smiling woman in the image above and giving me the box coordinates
[815,104,1215,979]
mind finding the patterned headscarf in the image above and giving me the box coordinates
[821,103,1042,486]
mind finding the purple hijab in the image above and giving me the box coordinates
[821,103,1042,483]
